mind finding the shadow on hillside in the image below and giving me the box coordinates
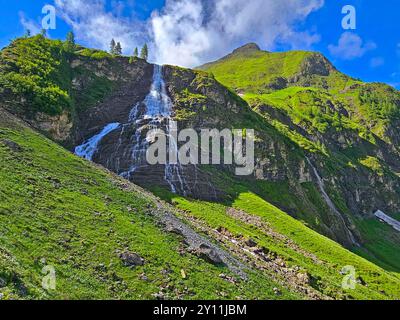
[150,175,400,275]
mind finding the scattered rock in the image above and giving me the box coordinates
[1,139,22,152]
[53,181,61,189]
[46,176,62,189]
[152,292,165,300]
[16,281,28,297]
[139,273,149,281]
[95,263,107,272]
[119,252,145,268]
[261,247,270,255]
[244,238,257,247]
[219,273,237,284]
[216,226,233,237]
[357,276,367,286]
[273,287,282,296]
[253,248,272,262]
[197,244,225,265]
[166,225,184,236]
[161,269,172,276]
[296,272,311,285]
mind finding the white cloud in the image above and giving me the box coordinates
[328,32,376,60]
[51,0,324,66]
[150,0,324,67]
[19,11,41,35]
[54,0,145,55]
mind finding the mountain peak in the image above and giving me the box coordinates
[196,43,262,69]
[232,43,261,55]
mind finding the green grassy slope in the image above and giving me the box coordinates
[0,35,73,116]
[153,187,400,300]
[199,45,400,143]
[0,35,134,119]
[0,108,299,300]
[200,49,312,93]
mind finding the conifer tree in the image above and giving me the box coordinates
[110,39,116,54]
[65,31,76,52]
[115,42,122,56]
[140,43,148,61]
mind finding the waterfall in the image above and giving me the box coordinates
[121,64,188,194]
[306,157,358,246]
[75,122,120,160]
[75,64,191,195]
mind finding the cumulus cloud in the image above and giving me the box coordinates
[51,0,323,67]
[54,0,145,54]
[150,0,324,67]
[328,32,376,60]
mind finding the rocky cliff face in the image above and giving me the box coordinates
[256,101,400,216]
[74,63,247,201]
[72,57,154,144]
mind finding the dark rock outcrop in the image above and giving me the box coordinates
[231,43,261,55]
[73,58,154,145]
[119,252,145,268]
[0,139,22,152]
[196,244,225,265]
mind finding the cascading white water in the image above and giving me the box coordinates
[75,122,120,160]
[122,65,188,194]
[75,64,189,195]
[306,157,358,246]
[143,65,173,119]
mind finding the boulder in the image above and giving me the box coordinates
[197,244,224,265]
[119,252,145,268]
[244,238,257,247]
[1,139,22,152]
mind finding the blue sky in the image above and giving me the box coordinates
[1,0,400,88]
